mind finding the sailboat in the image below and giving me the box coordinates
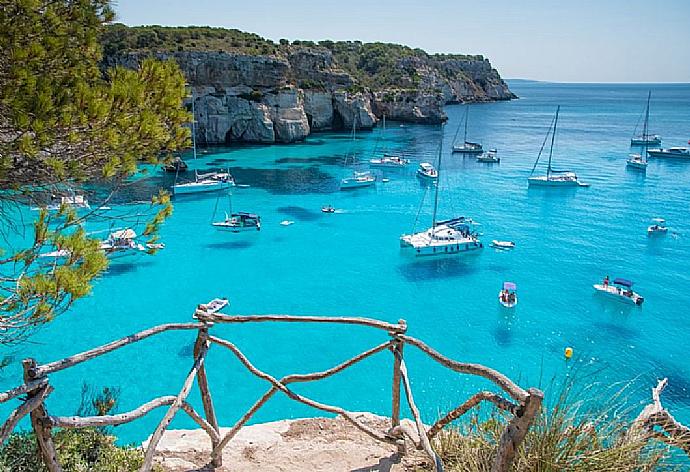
[39,228,163,263]
[369,115,410,168]
[631,92,661,146]
[340,120,376,190]
[528,106,589,187]
[400,128,483,256]
[452,106,483,154]
[211,190,261,232]
[627,92,652,170]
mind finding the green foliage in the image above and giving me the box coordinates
[0,1,189,343]
[0,429,161,472]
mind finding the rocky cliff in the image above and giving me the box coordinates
[101,25,516,144]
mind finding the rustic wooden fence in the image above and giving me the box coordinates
[0,301,544,472]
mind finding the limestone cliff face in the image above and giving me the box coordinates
[104,49,514,144]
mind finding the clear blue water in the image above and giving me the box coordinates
[2,81,690,448]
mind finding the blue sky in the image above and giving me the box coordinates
[112,0,690,83]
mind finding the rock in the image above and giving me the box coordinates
[333,92,377,129]
[264,87,310,143]
[303,91,334,130]
[372,90,446,124]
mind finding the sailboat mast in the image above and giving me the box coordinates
[643,91,651,140]
[546,106,560,178]
[191,87,197,160]
[431,126,443,229]
[463,106,469,143]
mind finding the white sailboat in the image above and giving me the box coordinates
[39,229,162,263]
[369,115,410,168]
[340,121,376,190]
[452,106,483,154]
[211,190,261,232]
[631,92,661,146]
[528,106,589,187]
[401,130,484,256]
[627,91,652,171]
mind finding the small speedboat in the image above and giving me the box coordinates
[499,282,518,308]
[416,162,438,181]
[593,277,644,306]
[648,218,668,235]
[491,240,515,250]
[321,205,335,213]
[197,298,228,314]
[369,154,410,168]
[280,220,294,226]
[477,149,500,163]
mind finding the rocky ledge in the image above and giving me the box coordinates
[103,29,515,144]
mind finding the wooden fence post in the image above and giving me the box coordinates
[492,387,543,472]
[22,359,62,472]
[391,320,406,453]
[193,326,221,467]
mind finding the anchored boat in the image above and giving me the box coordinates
[631,92,661,146]
[401,129,483,257]
[647,147,690,159]
[370,116,410,168]
[528,106,589,187]
[416,162,438,181]
[341,121,376,190]
[648,218,668,235]
[452,106,483,154]
[173,170,235,195]
[593,277,644,306]
[499,282,518,308]
[477,149,500,163]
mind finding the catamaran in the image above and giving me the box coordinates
[341,121,376,189]
[593,277,644,306]
[627,92,654,170]
[452,106,483,154]
[211,190,261,232]
[528,106,589,187]
[401,130,483,257]
[369,115,410,168]
[631,92,661,146]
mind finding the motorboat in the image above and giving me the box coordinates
[280,220,294,226]
[528,106,589,187]
[164,156,188,173]
[647,147,690,159]
[40,194,90,211]
[340,171,376,189]
[477,149,500,163]
[321,205,336,213]
[197,298,229,314]
[400,217,483,256]
[626,153,648,170]
[491,240,515,250]
[416,162,438,181]
[40,229,162,263]
[648,218,668,235]
[173,170,234,195]
[593,277,644,306]
[498,282,518,308]
[369,154,410,168]
[212,212,261,232]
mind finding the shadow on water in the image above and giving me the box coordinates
[103,261,154,277]
[591,321,638,340]
[207,158,236,165]
[493,305,516,347]
[277,206,322,222]
[646,360,690,406]
[231,166,338,194]
[274,155,344,166]
[205,240,255,250]
[178,341,195,358]
[397,256,480,282]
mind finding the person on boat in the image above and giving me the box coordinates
[603,275,609,288]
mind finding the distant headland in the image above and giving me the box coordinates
[101,24,516,144]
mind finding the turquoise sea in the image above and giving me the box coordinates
[2,81,690,448]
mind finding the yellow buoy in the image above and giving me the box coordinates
[564,347,573,359]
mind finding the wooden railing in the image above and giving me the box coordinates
[0,301,545,472]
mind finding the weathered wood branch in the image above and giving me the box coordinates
[140,342,208,472]
[492,388,543,472]
[196,312,407,333]
[211,339,394,460]
[399,335,528,402]
[427,391,518,439]
[32,323,204,378]
[397,356,443,472]
[193,327,221,467]
[0,384,52,445]
[631,378,690,455]
[0,377,49,404]
[208,335,395,446]
[45,396,218,443]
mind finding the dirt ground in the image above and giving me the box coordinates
[148,413,429,472]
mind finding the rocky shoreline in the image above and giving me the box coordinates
[103,31,515,145]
